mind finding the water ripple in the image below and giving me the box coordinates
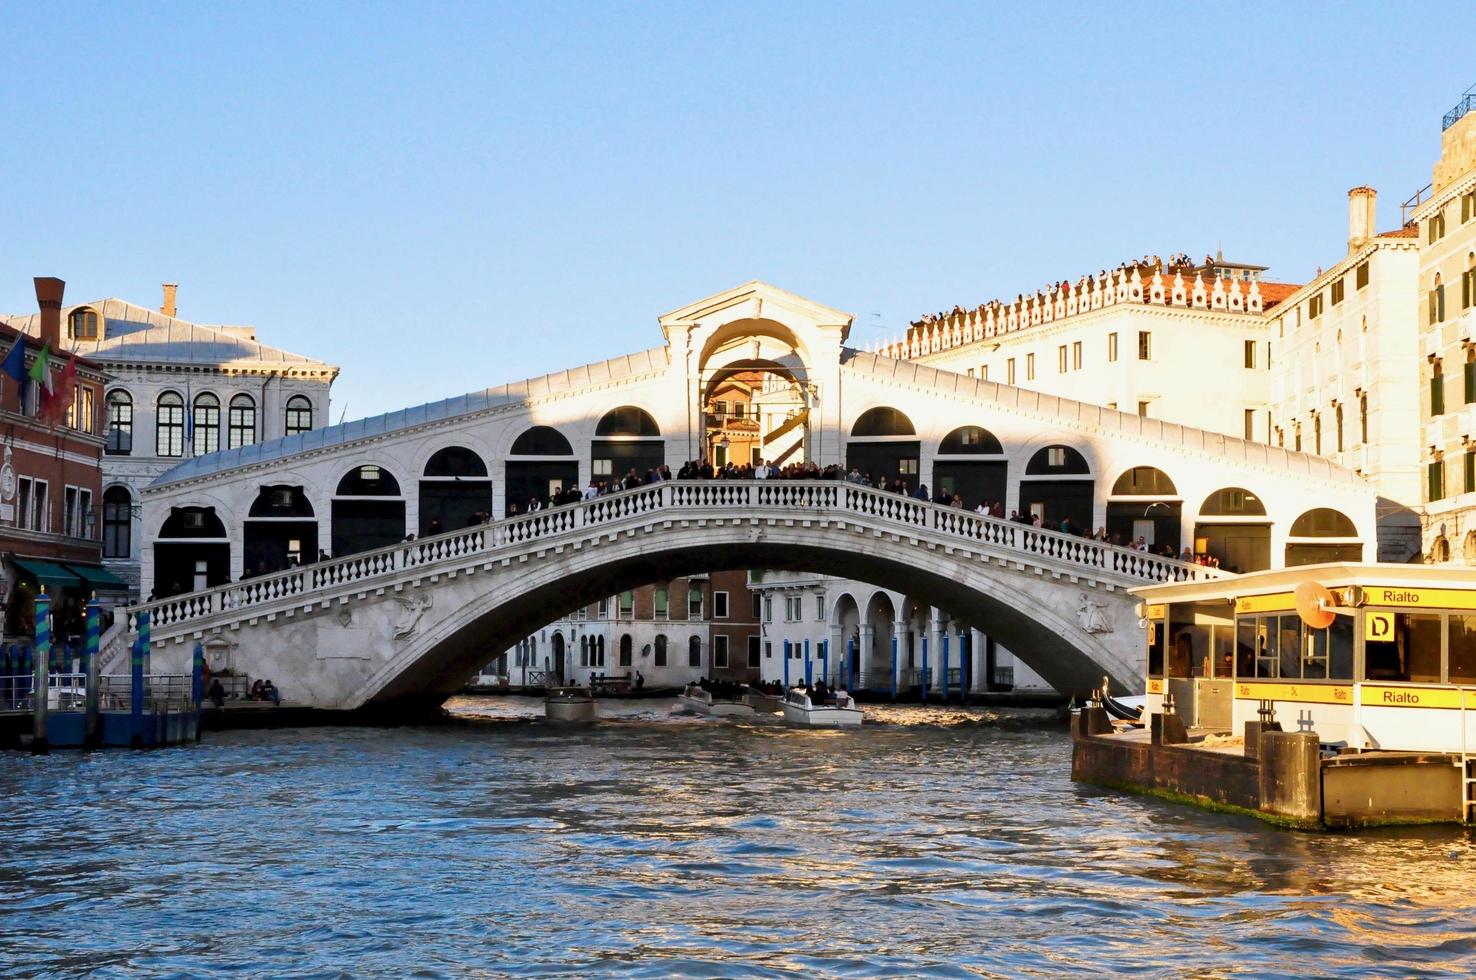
[2,697,1474,977]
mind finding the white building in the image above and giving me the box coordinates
[2,285,338,595]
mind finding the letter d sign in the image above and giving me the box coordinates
[1364,612,1394,641]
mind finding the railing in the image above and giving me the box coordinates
[992,666,1015,689]
[125,480,1229,636]
[1403,183,1433,226]
[99,673,196,711]
[1444,87,1476,132]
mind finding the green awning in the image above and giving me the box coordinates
[12,559,84,593]
[64,563,133,594]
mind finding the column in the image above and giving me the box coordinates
[857,623,874,690]
[827,624,844,687]
[957,626,970,699]
[892,619,908,701]
[927,608,944,699]
[970,628,986,693]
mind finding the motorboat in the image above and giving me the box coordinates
[780,686,863,727]
[743,686,784,714]
[544,687,598,722]
[677,683,756,718]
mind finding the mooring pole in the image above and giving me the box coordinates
[803,639,812,687]
[84,598,100,748]
[819,640,828,688]
[942,633,951,704]
[845,638,855,690]
[130,638,145,749]
[783,640,790,688]
[137,608,151,678]
[32,591,51,753]
[921,635,929,705]
[890,635,898,703]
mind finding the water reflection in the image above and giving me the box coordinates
[1,697,1473,976]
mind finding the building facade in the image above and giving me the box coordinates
[2,285,338,596]
[0,279,117,647]
[1414,103,1476,563]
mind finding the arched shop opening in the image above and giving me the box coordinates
[332,465,405,557]
[505,426,578,516]
[1285,508,1362,566]
[932,425,1006,508]
[154,506,230,597]
[1019,445,1094,531]
[859,591,897,691]
[419,446,492,535]
[243,485,318,575]
[592,407,664,485]
[1194,487,1271,572]
[846,407,920,490]
[1105,466,1182,551]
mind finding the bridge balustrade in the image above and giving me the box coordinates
[125,480,1228,636]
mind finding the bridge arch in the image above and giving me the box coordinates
[154,505,230,597]
[592,405,664,484]
[1106,465,1182,552]
[504,425,578,517]
[933,425,1006,509]
[243,485,317,575]
[846,406,920,490]
[1020,444,1095,531]
[1285,507,1362,566]
[332,462,406,557]
[418,445,492,534]
[1193,486,1270,572]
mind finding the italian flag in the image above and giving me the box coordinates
[28,343,52,394]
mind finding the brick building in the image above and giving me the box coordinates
[0,278,118,646]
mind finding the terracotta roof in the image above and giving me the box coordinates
[1377,225,1419,239]
[1253,281,1302,310]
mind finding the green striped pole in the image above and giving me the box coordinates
[137,609,152,678]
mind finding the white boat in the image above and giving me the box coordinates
[781,687,863,727]
[677,683,756,718]
[544,687,598,722]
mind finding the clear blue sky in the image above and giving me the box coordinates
[3,2,1470,421]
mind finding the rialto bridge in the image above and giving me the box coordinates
[114,282,1377,712]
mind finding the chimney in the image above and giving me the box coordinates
[162,283,178,318]
[34,277,64,349]
[1348,186,1376,252]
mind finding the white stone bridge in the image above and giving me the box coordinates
[108,479,1227,713]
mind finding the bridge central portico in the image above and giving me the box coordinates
[124,281,1379,712]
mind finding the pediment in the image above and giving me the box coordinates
[658,281,853,344]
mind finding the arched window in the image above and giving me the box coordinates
[938,425,1003,454]
[248,485,315,517]
[596,635,606,667]
[103,486,132,558]
[1110,467,1177,496]
[228,394,256,450]
[510,426,574,455]
[654,634,668,667]
[423,446,489,477]
[595,406,661,437]
[156,392,185,458]
[335,465,401,496]
[1025,445,1090,475]
[158,506,228,538]
[68,307,99,340]
[688,635,702,668]
[106,389,133,455]
[850,407,916,437]
[1289,508,1358,537]
[1431,272,1446,325]
[192,393,220,456]
[1199,487,1267,517]
[580,635,589,667]
[284,395,312,436]
[619,634,633,666]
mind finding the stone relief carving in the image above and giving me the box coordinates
[392,593,433,638]
[1077,594,1113,634]
[338,609,353,628]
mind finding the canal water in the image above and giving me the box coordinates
[3,698,1475,977]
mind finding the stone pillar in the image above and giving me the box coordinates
[858,623,874,688]
[927,608,944,697]
[892,618,908,697]
[827,623,844,687]
[957,626,969,697]
[970,628,986,692]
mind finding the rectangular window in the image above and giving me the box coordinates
[1072,340,1082,370]
[966,368,974,378]
[1432,362,1446,416]
[688,586,703,620]
[619,590,634,618]
[18,477,48,532]
[1244,409,1255,441]
[653,587,668,620]
[1243,339,1256,369]
[1137,401,1149,418]
[1464,268,1476,310]
[732,402,744,419]
[1366,613,1442,682]
[1048,447,1066,467]
[63,486,78,537]
[713,591,728,619]
[597,598,609,619]
[1356,261,1369,289]
[815,595,825,620]
[593,458,612,477]
[1006,359,1016,385]
[748,635,761,668]
[714,399,728,417]
[1308,294,1323,319]
[980,365,988,382]
[1451,614,1476,682]
[751,592,762,618]
[763,596,772,622]
[1026,353,1035,381]
[1057,345,1068,373]
[898,458,919,476]
[1108,332,1118,362]
[1137,331,1151,360]
[1430,284,1446,325]
[1429,459,1446,502]
[1466,451,1476,495]
[764,641,772,660]
[1466,358,1476,404]
[687,639,699,668]
[714,634,729,669]
[1331,277,1345,305]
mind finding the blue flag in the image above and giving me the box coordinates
[0,338,25,385]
